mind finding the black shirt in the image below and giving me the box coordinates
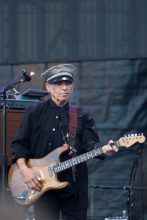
[12,99,100,160]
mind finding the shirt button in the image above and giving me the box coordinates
[52,128,56,131]
[48,142,52,146]
[56,116,59,119]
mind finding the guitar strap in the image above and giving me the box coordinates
[65,104,78,156]
[69,105,78,182]
[69,104,77,139]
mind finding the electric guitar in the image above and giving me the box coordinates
[8,133,145,206]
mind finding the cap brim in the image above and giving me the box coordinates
[47,75,73,84]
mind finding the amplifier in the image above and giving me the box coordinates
[0,89,48,110]
[5,98,40,109]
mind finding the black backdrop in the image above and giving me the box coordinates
[0,0,147,219]
[0,0,147,64]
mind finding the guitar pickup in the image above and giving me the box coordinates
[16,196,26,200]
[16,187,29,201]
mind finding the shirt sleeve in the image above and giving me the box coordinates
[11,106,34,163]
[80,110,106,159]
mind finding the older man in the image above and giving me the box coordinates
[11,64,118,220]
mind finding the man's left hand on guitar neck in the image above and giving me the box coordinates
[102,140,118,156]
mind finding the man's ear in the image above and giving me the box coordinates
[45,83,51,92]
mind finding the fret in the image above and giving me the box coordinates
[79,154,87,162]
[53,147,104,173]
[93,148,102,157]
[53,163,66,173]
[63,160,71,169]
[55,165,61,172]
[59,162,66,170]
[71,157,78,166]
[75,155,81,163]
[86,151,93,159]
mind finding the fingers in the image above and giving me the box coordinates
[29,177,42,191]
[26,178,42,191]
[108,140,118,152]
[24,169,43,191]
[102,140,118,154]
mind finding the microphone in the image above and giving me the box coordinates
[0,70,35,95]
[20,69,35,83]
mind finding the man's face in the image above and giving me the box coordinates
[45,81,74,103]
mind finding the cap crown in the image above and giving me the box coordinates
[41,64,77,83]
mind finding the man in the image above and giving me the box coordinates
[11,64,118,220]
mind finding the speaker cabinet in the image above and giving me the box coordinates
[0,109,24,165]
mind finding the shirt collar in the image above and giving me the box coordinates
[49,98,69,110]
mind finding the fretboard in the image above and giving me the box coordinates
[52,141,119,174]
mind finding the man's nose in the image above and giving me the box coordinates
[61,83,68,88]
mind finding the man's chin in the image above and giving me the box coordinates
[60,98,69,102]
[60,96,70,101]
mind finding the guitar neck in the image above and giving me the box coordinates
[52,141,119,174]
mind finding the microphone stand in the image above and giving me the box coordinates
[0,70,31,202]
[127,144,144,220]
[0,90,7,203]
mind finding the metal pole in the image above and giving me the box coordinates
[1,92,8,202]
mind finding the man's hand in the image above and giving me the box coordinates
[17,158,42,191]
[102,140,118,156]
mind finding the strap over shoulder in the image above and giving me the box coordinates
[67,104,78,155]
[69,105,77,138]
